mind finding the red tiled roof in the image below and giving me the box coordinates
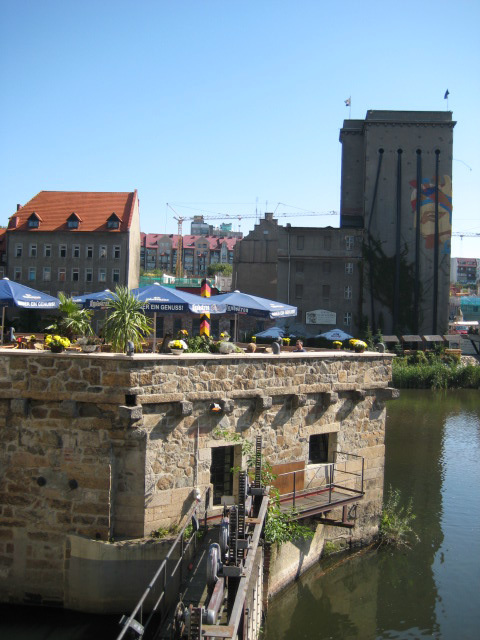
[141,232,240,250]
[8,191,138,232]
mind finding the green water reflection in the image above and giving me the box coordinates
[264,390,480,640]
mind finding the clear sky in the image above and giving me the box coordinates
[1,0,479,258]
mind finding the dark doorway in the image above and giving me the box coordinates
[210,446,234,506]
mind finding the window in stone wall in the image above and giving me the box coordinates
[210,445,235,506]
[309,433,330,464]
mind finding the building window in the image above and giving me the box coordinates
[28,217,39,228]
[15,244,22,258]
[297,236,304,250]
[86,245,93,259]
[113,246,121,259]
[43,267,51,282]
[99,245,107,259]
[210,446,235,506]
[345,235,354,251]
[59,245,67,258]
[296,261,304,273]
[322,284,330,300]
[67,218,79,229]
[324,236,331,250]
[192,318,201,336]
[112,269,120,283]
[295,284,303,299]
[323,261,331,275]
[29,244,37,258]
[85,269,93,283]
[73,245,80,258]
[309,434,330,464]
[44,245,52,258]
[344,286,352,299]
[345,262,353,275]
[58,268,66,282]
[14,268,21,281]
[28,267,36,282]
[344,312,352,326]
[99,268,106,282]
[72,269,79,282]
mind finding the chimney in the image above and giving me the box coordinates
[16,204,21,211]
[265,212,274,221]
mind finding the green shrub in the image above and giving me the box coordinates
[379,486,419,548]
[392,354,480,390]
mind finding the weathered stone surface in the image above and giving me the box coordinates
[0,350,393,612]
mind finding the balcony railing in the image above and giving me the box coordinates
[275,452,364,521]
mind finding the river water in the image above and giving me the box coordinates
[1,390,479,638]
[264,389,480,640]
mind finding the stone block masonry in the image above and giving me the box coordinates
[0,349,394,612]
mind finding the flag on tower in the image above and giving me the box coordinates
[345,97,351,106]
[444,89,450,99]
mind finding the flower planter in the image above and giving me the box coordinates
[170,348,184,356]
[81,345,98,353]
[50,345,64,353]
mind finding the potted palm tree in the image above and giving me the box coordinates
[103,286,152,354]
[47,293,94,341]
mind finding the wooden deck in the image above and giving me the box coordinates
[278,485,363,519]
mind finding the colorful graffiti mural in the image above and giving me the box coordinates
[410,175,452,253]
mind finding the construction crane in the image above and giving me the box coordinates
[452,232,480,238]
[167,204,186,278]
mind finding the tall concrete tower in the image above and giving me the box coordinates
[340,110,455,336]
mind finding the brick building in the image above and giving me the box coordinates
[141,232,240,277]
[5,191,140,297]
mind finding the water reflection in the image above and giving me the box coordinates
[265,390,480,640]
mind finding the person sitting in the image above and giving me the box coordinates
[293,340,305,352]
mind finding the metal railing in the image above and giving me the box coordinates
[116,487,210,640]
[274,452,364,516]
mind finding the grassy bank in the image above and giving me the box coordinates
[392,352,480,389]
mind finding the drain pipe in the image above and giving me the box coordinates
[392,149,402,333]
[367,149,384,330]
[287,225,291,305]
[414,150,422,334]
[433,150,440,334]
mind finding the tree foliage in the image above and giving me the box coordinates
[103,286,152,353]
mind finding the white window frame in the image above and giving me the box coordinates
[99,245,107,259]
[73,245,80,258]
[29,244,37,258]
[344,312,352,326]
[59,245,67,258]
[344,286,352,300]
[15,243,22,258]
[85,268,93,283]
[345,262,354,275]
[86,245,93,259]
[43,267,51,282]
[98,268,106,282]
[72,268,80,282]
[345,235,354,251]
[58,268,66,282]
[112,268,120,283]
[44,244,52,258]
[14,267,22,281]
[28,267,36,281]
[113,245,121,259]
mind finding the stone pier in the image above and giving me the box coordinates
[0,349,395,612]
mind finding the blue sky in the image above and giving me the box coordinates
[1,0,479,258]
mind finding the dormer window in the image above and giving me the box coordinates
[28,212,41,228]
[67,213,81,229]
[107,213,121,229]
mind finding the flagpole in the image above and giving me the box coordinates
[349,98,351,119]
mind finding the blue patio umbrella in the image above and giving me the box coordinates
[213,290,297,341]
[72,289,115,309]
[316,329,353,341]
[130,283,227,350]
[213,291,297,318]
[254,327,287,339]
[0,278,60,344]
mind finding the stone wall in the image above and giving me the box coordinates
[0,349,394,612]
